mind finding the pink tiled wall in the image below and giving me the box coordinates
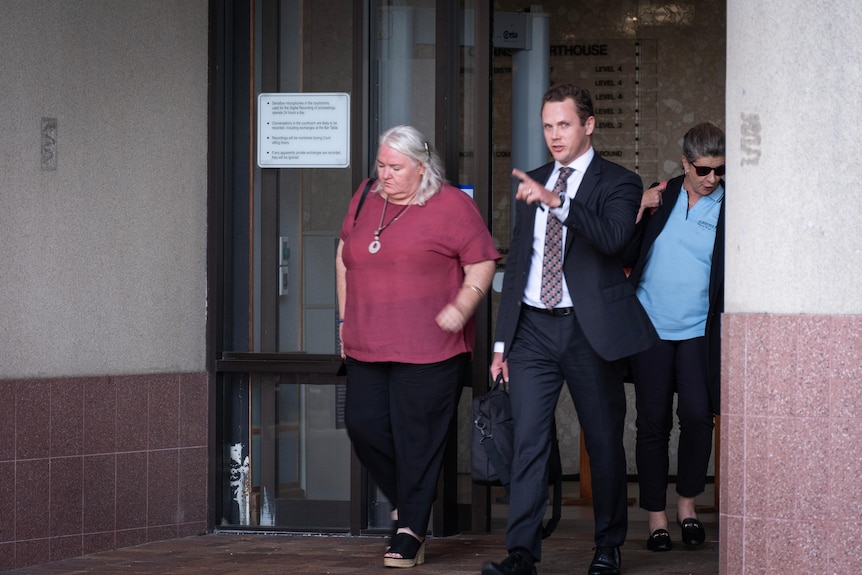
[720,314,862,574]
[0,372,209,570]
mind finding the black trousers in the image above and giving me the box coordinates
[505,308,628,561]
[630,337,714,512]
[344,353,467,538]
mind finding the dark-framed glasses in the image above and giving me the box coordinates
[691,163,725,177]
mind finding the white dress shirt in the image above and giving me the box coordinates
[521,148,594,309]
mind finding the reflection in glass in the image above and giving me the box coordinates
[375,1,436,138]
[244,376,351,530]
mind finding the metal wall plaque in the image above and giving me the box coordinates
[41,117,57,171]
[257,93,350,168]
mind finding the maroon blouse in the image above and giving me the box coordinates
[340,181,500,364]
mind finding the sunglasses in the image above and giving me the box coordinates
[690,163,725,177]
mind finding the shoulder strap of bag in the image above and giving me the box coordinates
[541,427,563,539]
[353,178,376,225]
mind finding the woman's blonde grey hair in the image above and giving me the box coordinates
[374,125,446,205]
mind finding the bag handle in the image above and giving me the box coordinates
[541,418,563,539]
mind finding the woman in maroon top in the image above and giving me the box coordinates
[336,125,499,568]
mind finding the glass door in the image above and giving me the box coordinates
[214,0,359,532]
[215,0,494,535]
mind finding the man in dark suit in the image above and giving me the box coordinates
[481,84,658,575]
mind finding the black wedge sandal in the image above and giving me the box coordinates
[383,532,425,568]
[385,525,397,552]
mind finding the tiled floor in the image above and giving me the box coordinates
[2,482,719,575]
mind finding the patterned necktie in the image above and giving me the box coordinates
[540,167,574,308]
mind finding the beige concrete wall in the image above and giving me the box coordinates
[0,1,208,378]
[726,0,862,316]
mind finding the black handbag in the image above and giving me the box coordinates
[472,374,514,485]
[471,374,562,538]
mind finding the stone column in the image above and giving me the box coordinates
[723,0,862,573]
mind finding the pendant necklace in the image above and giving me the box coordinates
[369,196,414,254]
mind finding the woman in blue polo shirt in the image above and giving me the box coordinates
[624,122,725,553]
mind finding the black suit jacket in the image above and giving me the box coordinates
[496,155,658,362]
[624,174,725,413]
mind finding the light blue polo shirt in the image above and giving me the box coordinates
[636,184,724,340]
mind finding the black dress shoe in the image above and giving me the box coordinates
[481,550,537,575]
[678,517,706,545]
[588,546,620,575]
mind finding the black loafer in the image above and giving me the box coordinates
[647,528,672,551]
[481,550,537,575]
[588,546,620,575]
[678,517,706,545]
